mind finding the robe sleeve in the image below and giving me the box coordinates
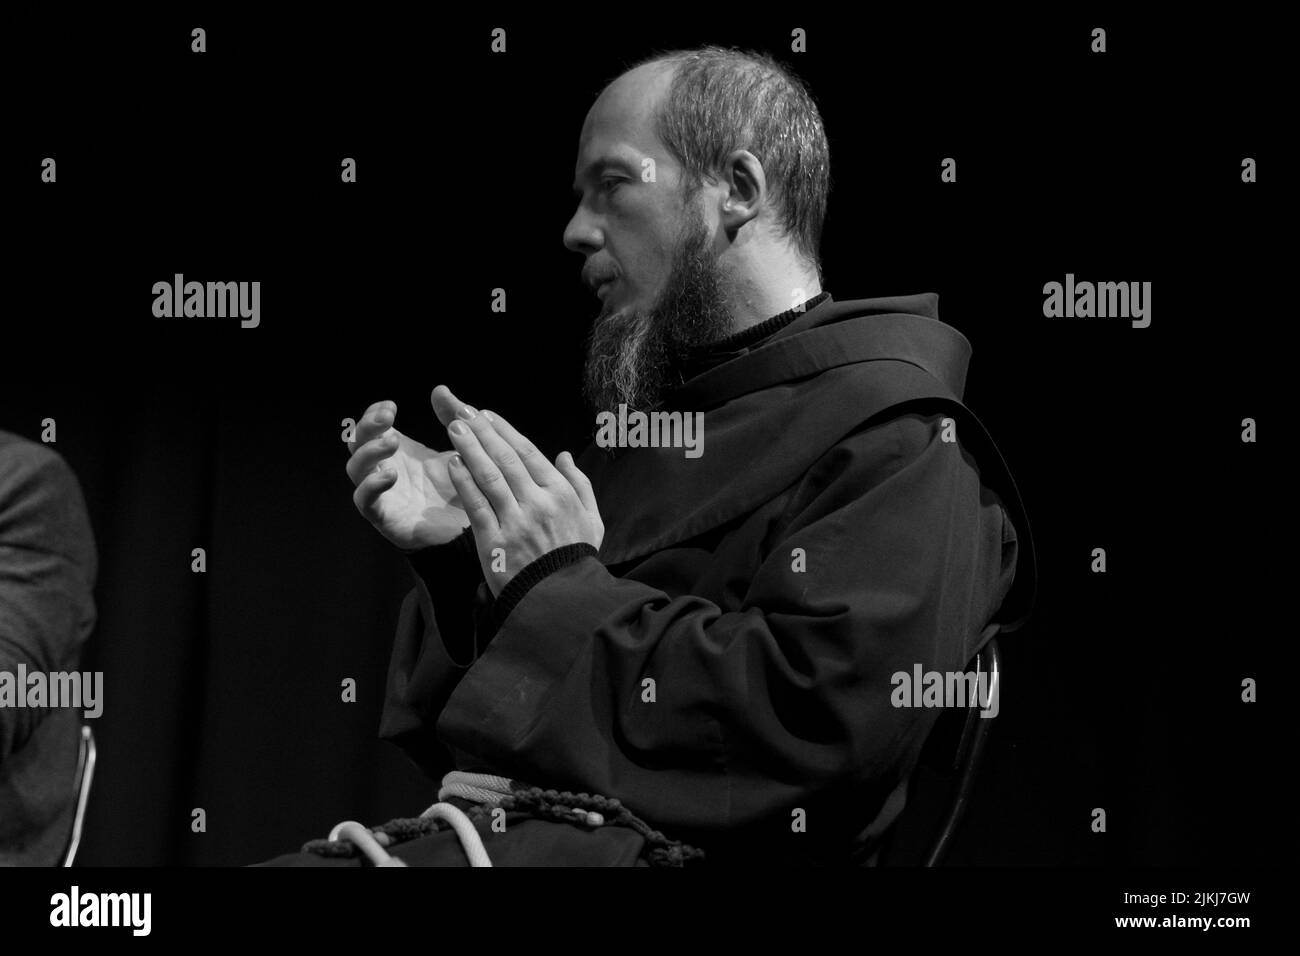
[377,527,495,779]
[0,442,97,762]
[433,411,1021,850]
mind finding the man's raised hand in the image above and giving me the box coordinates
[345,399,469,551]
[437,389,604,596]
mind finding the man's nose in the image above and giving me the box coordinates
[563,205,602,255]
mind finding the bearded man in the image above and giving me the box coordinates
[269,45,1036,867]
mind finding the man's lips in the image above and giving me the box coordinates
[595,278,618,300]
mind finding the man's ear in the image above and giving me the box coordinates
[718,149,765,235]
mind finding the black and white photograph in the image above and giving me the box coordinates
[0,10,1277,941]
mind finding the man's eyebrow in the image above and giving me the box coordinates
[572,157,636,195]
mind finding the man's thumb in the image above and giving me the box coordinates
[430,384,462,427]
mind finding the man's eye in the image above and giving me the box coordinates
[601,178,623,193]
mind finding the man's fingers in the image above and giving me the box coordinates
[482,410,563,488]
[349,400,396,454]
[556,451,599,514]
[432,384,532,506]
[446,453,501,539]
[352,464,398,520]
[345,430,400,486]
[449,411,534,506]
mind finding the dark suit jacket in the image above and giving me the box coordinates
[0,430,97,866]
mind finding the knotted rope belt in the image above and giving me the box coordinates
[303,771,705,867]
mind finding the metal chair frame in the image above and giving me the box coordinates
[922,636,1001,866]
[61,724,96,867]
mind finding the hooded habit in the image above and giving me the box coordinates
[374,291,1037,866]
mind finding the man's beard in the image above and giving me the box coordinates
[582,205,733,416]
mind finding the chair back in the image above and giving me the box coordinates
[875,636,1001,866]
[922,636,1000,865]
[61,724,97,867]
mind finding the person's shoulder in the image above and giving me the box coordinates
[818,405,994,496]
[0,431,96,574]
[0,429,66,466]
[0,431,77,493]
[846,405,961,457]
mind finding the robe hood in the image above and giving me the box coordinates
[576,292,1038,633]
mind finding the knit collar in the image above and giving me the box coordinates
[674,291,831,381]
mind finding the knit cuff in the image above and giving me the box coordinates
[490,542,599,629]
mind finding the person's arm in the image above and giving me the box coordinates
[433,412,1021,851]
[378,526,497,778]
[0,441,97,762]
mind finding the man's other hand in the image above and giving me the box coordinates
[345,398,470,551]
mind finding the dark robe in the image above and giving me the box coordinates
[271,291,1037,866]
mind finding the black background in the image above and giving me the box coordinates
[1,8,1279,881]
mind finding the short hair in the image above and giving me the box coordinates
[623,45,830,278]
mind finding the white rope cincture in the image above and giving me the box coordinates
[323,772,503,867]
[323,771,606,867]
[437,771,514,806]
[325,800,493,868]
[326,821,409,867]
[417,803,493,867]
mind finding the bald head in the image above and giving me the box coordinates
[583,60,676,156]
[564,47,829,415]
